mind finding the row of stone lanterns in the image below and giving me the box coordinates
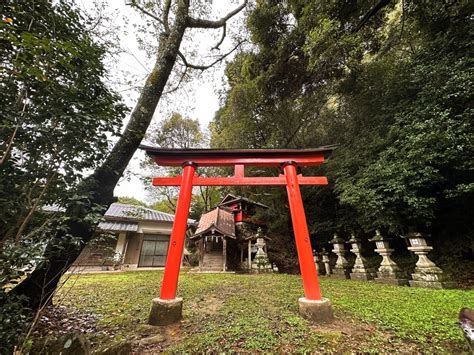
[314,230,455,289]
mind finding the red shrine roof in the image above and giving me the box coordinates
[192,207,236,239]
[140,145,336,167]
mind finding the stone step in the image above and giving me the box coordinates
[201,267,224,271]
[203,261,223,266]
[203,261,223,265]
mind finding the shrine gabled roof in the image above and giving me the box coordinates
[218,194,269,209]
[192,207,236,239]
[139,145,336,167]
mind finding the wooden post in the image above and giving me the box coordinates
[283,162,322,301]
[223,238,227,272]
[160,162,196,300]
[248,240,252,269]
[198,239,203,272]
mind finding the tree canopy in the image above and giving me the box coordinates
[211,0,473,254]
[6,0,248,317]
[0,0,128,349]
[0,0,127,243]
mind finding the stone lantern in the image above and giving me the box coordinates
[251,237,272,272]
[370,230,408,286]
[321,248,331,276]
[404,231,455,289]
[313,250,320,274]
[348,233,375,280]
[329,233,350,279]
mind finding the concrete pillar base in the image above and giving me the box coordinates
[148,297,183,326]
[298,297,334,323]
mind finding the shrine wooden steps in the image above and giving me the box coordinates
[201,251,224,271]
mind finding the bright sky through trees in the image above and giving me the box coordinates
[79,0,244,201]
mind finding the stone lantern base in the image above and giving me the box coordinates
[375,276,410,286]
[409,268,456,289]
[350,271,375,281]
[374,269,409,286]
[331,267,351,279]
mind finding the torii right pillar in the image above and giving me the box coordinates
[283,162,334,322]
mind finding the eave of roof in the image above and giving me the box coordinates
[98,221,138,232]
[217,194,269,209]
[140,145,336,167]
[140,145,337,156]
[192,226,237,239]
[104,203,195,224]
[193,207,235,239]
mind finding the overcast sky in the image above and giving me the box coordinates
[79,1,246,202]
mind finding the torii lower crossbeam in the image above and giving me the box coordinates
[140,146,336,325]
[152,175,328,186]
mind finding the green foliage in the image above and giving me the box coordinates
[147,112,204,149]
[0,0,127,351]
[330,4,473,231]
[210,0,473,247]
[117,196,148,207]
[0,292,29,354]
[142,112,223,217]
[0,236,47,352]
[0,0,127,240]
[50,271,472,352]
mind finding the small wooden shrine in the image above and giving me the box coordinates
[191,194,271,272]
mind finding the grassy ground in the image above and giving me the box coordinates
[47,271,473,353]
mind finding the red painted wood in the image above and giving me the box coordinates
[152,175,328,186]
[234,164,245,177]
[241,212,251,221]
[235,211,243,222]
[283,163,322,301]
[153,155,325,167]
[144,147,333,304]
[142,146,335,167]
[159,163,196,300]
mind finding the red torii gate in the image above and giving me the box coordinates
[141,146,335,325]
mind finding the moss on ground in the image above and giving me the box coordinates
[52,271,473,353]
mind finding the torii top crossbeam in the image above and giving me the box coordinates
[141,146,335,167]
[140,145,336,325]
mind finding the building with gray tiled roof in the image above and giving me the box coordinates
[73,203,194,271]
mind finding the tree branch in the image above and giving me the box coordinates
[163,66,188,95]
[212,23,226,50]
[1,89,28,165]
[177,40,245,71]
[128,1,165,27]
[162,0,171,33]
[187,0,247,28]
[352,0,391,33]
[15,171,57,243]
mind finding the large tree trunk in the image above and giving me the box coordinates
[11,1,190,309]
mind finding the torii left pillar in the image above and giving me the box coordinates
[148,162,196,326]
